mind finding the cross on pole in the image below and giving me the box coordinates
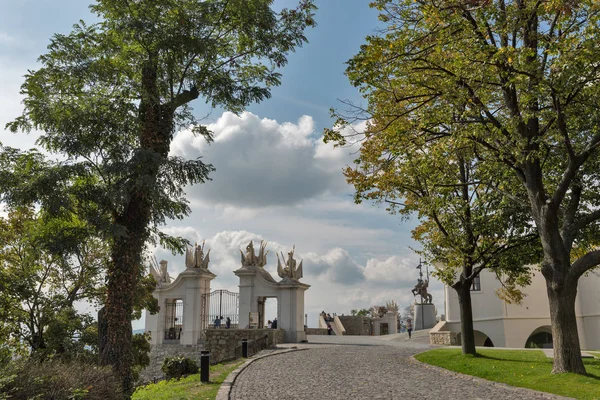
[416,258,423,280]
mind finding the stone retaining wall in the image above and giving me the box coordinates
[204,328,284,363]
[338,316,372,336]
[305,328,327,335]
[139,343,204,383]
[429,330,460,345]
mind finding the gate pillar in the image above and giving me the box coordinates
[279,282,310,342]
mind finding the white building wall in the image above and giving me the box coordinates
[444,268,600,350]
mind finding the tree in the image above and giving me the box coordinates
[371,305,388,318]
[7,0,316,393]
[351,308,372,316]
[401,304,413,322]
[334,125,539,354]
[385,299,399,313]
[0,206,106,360]
[326,0,600,373]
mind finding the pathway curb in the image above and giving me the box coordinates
[216,347,307,400]
[409,351,574,400]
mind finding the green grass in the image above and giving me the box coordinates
[132,360,245,400]
[415,349,600,400]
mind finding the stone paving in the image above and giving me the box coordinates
[228,333,572,400]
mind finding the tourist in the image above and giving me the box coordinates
[226,316,231,329]
[327,323,332,335]
[406,318,413,339]
[267,320,272,329]
[272,318,278,329]
[214,316,221,329]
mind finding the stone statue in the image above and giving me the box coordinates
[186,241,211,270]
[277,246,303,281]
[240,240,268,267]
[150,258,172,288]
[412,278,432,304]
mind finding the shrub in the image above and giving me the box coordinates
[132,332,151,381]
[161,356,199,380]
[4,359,121,400]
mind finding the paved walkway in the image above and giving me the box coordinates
[228,333,571,400]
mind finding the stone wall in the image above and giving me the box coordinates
[338,316,372,336]
[305,328,327,335]
[139,343,204,383]
[429,330,460,345]
[204,328,284,363]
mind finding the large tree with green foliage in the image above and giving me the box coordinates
[333,127,539,354]
[7,0,316,393]
[326,0,600,373]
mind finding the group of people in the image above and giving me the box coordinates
[320,311,335,322]
[266,318,278,329]
[214,316,232,329]
[320,311,335,335]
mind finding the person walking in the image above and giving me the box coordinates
[406,318,413,339]
[271,318,278,329]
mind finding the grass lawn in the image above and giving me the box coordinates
[415,349,600,399]
[132,360,245,400]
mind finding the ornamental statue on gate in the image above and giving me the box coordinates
[149,258,172,288]
[240,240,269,267]
[185,240,212,272]
[277,246,303,282]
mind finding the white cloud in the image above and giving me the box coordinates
[304,248,365,284]
[363,256,417,284]
[170,111,357,208]
[0,32,16,44]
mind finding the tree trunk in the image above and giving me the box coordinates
[100,61,173,397]
[546,279,586,374]
[454,282,476,356]
[523,163,586,374]
[101,216,148,396]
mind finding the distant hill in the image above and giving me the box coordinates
[133,329,145,335]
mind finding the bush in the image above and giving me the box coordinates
[132,332,151,381]
[3,359,122,400]
[161,356,199,380]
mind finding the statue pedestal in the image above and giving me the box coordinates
[414,303,436,331]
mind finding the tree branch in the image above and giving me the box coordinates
[571,249,600,279]
[569,208,600,238]
[171,86,200,109]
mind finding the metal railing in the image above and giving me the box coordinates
[164,300,184,341]
[201,290,239,330]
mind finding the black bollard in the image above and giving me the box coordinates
[200,351,210,383]
[242,339,248,358]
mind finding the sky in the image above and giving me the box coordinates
[0,0,445,329]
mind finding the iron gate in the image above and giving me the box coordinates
[201,290,239,330]
[164,299,183,340]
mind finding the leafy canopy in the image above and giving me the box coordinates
[7,0,317,252]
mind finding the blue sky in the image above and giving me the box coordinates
[0,0,442,328]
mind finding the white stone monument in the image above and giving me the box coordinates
[235,241,310,343]
[145,242,216,345]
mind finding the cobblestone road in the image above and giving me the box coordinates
[229,334,570,400]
